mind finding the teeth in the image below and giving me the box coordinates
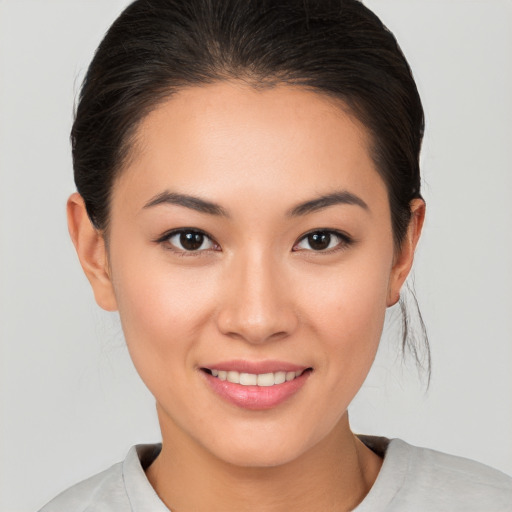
[274,371,286,385]
[240,373,257,385]
[209,369,306,386]
[257,373,274,386]
[227,371,239,383]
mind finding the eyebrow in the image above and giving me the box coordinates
[143,191,230,217]
[287,191,369,216]
[143,189,368,217]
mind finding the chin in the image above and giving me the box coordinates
[200,422,326,469]
[215,443,306,469]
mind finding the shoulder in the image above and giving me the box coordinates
[38,460,126,512]
[384,438,512,511]
[38,444,163,512]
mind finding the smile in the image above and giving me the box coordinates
[202,365,312,410]
[205,369,306,387]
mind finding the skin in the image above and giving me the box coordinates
[68,81,424,511]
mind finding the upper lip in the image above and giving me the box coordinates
[201,360,310,374]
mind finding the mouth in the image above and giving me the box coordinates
[200,363,313,410]
[202,368,311,387]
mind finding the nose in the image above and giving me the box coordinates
[216,250,299,344]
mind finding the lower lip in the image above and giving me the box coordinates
[203,370,311,410]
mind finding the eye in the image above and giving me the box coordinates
[293,230,352,252]
[157,229,219,253]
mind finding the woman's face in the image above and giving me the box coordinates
[87,82,415,467]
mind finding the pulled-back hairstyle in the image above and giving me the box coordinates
[72,0,429,373]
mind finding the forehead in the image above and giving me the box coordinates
[115,81,387,214]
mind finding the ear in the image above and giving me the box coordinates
[67,192,118,311]
[387,198,426,307]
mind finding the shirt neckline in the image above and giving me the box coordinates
[352,437,411,512]
[122,437,411,512]
[123,443,168,512]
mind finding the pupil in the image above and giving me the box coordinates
[309,232,330,250]
[180,232,204,250]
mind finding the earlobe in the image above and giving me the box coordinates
[387,199,426,307]
[67,193,118,312]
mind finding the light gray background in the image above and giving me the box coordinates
[1,1,511,510]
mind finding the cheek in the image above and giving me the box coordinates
[109,252,220,378]
[304,250,391,335]
[298,246,392,383]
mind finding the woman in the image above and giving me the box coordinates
[39,0,511,510]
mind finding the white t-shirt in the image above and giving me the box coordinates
[39,436,512,511]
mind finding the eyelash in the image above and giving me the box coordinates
[154,228,354,256]
[154,228,220,257]
[293,230,354,254]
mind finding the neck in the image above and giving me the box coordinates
[146,409,382,512]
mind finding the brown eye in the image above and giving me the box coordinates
[166,230,216,252]
[307,232,332,251]
[180,232,204,250]
[294,230,352,252]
